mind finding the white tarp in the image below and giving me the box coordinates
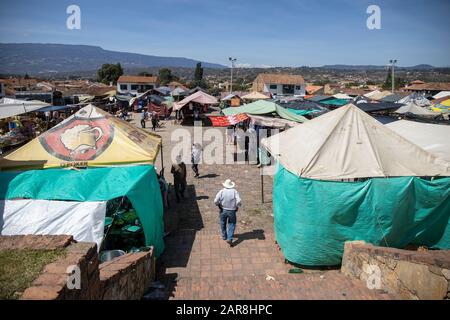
[398,94,431,107]
[0,98,50,119]
[0,199,106,249]
[249,115,299,129]
[261,104,449,180]
[386,120,450,162]
[395,102,437,117]
[433,91,450,100]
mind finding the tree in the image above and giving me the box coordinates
[24,73,30,79]
[158,68,174,85]
[138,71,153,77]
[194,62,203,82]
[97,63,124,84]
[189,63,207,88]
[382,67,405,90]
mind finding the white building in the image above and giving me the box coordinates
[117,76,158,95]
[253,73,306,96]
[252,73,305,96]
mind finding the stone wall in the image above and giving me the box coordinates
[0,235,155,300]
[341,241,450,300]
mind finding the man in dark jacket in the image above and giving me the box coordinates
[171,155,187,202]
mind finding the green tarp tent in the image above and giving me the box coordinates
[222,100,308,123]
[286,108,316,116]
[320,98,349,106]
[0,165,165,256]
[273,165,450,266]
[262,104,450,266]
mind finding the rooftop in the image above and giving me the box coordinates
[117,75,158,84]
[404,82,450,91]
[254,73,305,85]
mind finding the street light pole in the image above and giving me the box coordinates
[229,57,237,94]
[389,59,397,94]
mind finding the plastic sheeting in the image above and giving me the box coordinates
[273,165,450,266]
[1,199,106,249]
[0,165,164,256]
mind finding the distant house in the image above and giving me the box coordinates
[252,73,305,96]
[403,82,450,96]
[117,76,158,94]
[0,79,5,98]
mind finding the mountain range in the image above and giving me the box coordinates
[0,43,441,76]
[0,43,226,75]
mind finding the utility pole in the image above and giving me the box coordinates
[389,59,397,93]
[229,57,237,94]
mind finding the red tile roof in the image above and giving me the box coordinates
[117,75,158,84]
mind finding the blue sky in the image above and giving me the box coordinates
[0,0,449,67]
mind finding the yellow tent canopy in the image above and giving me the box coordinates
[440,99,450,107]
[1,104,162,170]
[241,91,270,101]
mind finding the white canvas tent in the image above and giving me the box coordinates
[395,102,437,118]
[0,98,50,119]
[262,104,449,180]
[364,90,393,101]
[173,90,218,111]
[386,120,450,162]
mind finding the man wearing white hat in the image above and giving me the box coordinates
[214,179,242,246]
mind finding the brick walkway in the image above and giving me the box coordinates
[134,114,400,300]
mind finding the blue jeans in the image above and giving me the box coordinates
[220,209,236,241]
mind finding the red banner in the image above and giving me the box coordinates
[208,114,249,127]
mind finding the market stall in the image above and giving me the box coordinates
[0,104,165,257]
[262,103,450,266]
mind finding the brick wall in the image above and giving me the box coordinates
[99,252,155,300]
[341,241,450,300]
[0,235,155,300]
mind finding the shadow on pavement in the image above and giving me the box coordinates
[232,229,265,247]
[156,184,203,299]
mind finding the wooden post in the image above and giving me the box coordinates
[160,144,164,177]
[260,163,264,204]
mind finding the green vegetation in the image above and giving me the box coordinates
[189,62,208,89]
[382,67,406,90]
[158,68,176,85]
[97,63,124,84]
[138,71,153,77]
[0,249,66,300]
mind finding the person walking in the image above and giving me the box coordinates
[141,109,148,129]
[191,143,202,178]
[171,155,187,203]
[214,179,241,247]
[151,111,158,131]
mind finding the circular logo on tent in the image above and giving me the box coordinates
[39,117,114,162]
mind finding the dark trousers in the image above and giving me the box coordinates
[141,119,146,128]
[174,181,186,201]
[152,120,157,131]
[192,163,199,176]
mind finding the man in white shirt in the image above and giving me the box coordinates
[191,143,202,178]
[214,179,242,246]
